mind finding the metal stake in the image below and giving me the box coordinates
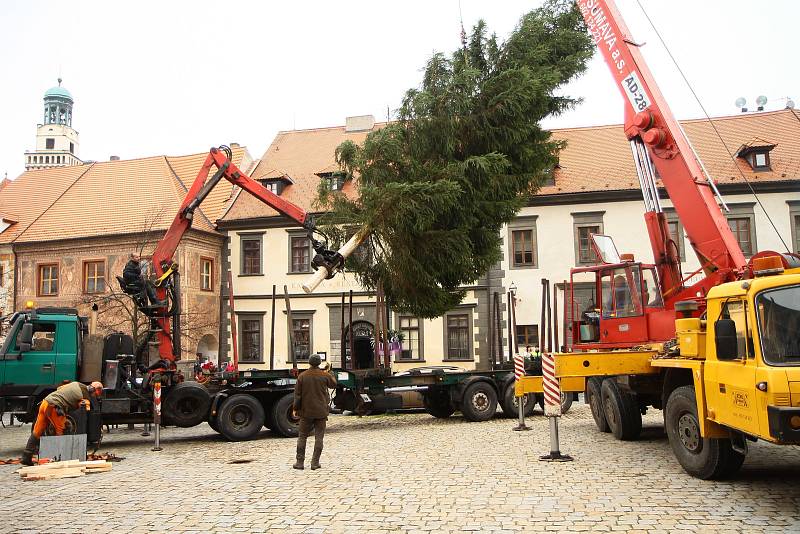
[152,381,162,452]
[538,416,573,462]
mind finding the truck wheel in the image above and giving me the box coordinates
[208,414,220,433]
[461,382,498,422]
[665,386,745,479]
[501,384,535,418]
[271,394,299,438]
[601,379,642,440]
[162,382,211,428]
[264,399,278,430]
[586,377,610,433]
[536,392,575,415]
[423,388,456,419]
[217,395,265,441]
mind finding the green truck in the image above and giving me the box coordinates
[1,306,571,444]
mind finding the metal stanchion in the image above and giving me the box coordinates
[539,351,572,462]
[512,352,530,431]
[152,381,162,452]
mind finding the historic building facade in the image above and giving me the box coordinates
[218,109,800,372]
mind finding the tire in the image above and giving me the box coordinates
[271,394,299,438]
[162,382,211,428]
[536,392,576,415]
[665,386,745,480]
[501,384,535,419]
[587,377,610,433]
[423,388,456,419]
[460,382,498,422]
[264,398,278,430]
[217,395,265,441]
[600,379,642,440]
[208,414,220,433]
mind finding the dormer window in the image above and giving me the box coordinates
[318,172,345,191]
[257,170,293,196]
[261,180,280,195]
[736,138,775,172]
[753,151,769,170]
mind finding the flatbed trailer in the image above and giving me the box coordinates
[208,364,583,441]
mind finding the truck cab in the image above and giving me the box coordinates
[701,267,800,445]
[0,307,85,421]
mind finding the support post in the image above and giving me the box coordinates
[540,279,547,354]
[152,381,162,452]
[270,284,276,370]
[489,290,496,372]
[506,291,513,364]
[494,292,503,368]
[512,352,530,431]
[538,341,573,462]
[348,290,354,370]
[284,285,297,372]
[340,292,346,369]
[227,271,238,376]
[553,282,560,353]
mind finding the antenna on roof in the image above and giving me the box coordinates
[734,97,747,113]
[756,95,768,111]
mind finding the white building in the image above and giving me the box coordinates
[217,109,800,371]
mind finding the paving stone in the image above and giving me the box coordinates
[1,406,799,532]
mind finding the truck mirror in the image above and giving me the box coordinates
[18,323,34,353]
[715,319,738,360]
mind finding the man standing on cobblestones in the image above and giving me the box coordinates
[293,354,336,470]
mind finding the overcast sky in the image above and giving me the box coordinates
[2,0,797,179]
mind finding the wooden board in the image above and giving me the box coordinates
[22,467,85,481]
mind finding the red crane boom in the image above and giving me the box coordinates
[142,146,343,366]
[577,0,747,304]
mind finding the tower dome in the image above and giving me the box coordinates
[25,78,82,171]
[43,78,74,126]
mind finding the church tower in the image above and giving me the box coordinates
[24,78,83,171]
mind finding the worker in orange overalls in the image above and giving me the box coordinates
[21,381,104,465]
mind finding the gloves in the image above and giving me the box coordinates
[54,406,65,417]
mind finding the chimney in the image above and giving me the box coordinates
[345,115,375,133]
[110,155,120,161]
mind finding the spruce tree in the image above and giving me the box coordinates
[316,0,593,318]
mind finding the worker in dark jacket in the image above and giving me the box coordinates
[21,381,103,465]
[123,253,164,306]
[293,354,337,470]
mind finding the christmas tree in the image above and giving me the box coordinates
[316,0,593,318]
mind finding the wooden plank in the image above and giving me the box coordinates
[85,465,112,474]
[18,460,81,476]
[22,467,85,480]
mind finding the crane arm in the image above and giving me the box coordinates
[145,146,341,364]
[577,0,747,300]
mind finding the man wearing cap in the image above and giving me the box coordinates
[21,381,104,466]
[293,354,336,470]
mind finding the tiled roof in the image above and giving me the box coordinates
[542,109,800,196]
[3,146,249,244]
[0,165,89,244]
[222,109,800,222]
[223,125,382,221]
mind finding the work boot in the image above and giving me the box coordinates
[310,461,321,470]
[293,450,305,470]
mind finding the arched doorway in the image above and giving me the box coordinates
[343,321,374,369]
[196,334,219,365]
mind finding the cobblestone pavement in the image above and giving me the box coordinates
[2,404,800,534]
